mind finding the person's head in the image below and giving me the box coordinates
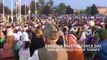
[35,30,43,38]
[79,27,84,32]
[24,41,30,49]
[88,20,95,27]
[62,26,69,35]
[14,26,20,33]
[43,21,60,44]
[6,26,14,36]
[36,25,42,30]
[22,25,28,32]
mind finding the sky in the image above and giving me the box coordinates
[3,0,107,10]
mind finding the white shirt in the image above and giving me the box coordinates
[19,43,30,60]
[14,33,20,41]
[29,50,39,60]
[17,31,22,37]
[21,32,29,41]
[78,32,86,42]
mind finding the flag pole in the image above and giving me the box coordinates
[11,0,13,23]
[25,0,26,15]
[35,0,37,14]
[18,0,21,23]
[16,0,17,18]
[28,0,31,20]
[20,0,21,22]
[3,0,5,22]
[18,0,20,22]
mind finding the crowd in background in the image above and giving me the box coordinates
[0,14,107,60]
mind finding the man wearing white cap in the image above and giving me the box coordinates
[18,26,31,60]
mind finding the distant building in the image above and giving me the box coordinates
[97,6,107,15]
[74,9,84,14]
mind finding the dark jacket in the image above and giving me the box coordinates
[30,36,45,56]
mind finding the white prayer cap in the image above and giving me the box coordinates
[34,24,39,28]
[70,27,78,33]
[24,38,30,42]
[24,27,28,31]
[15,26,20,30]
[21,32,29,41]
[64,26,69,31]
[7,27,14,36]
[89,20,95,27]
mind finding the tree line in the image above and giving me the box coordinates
[0,0,99,16]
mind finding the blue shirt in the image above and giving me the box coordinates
[98,40,107,60]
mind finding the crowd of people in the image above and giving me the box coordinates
[0,14,107,60]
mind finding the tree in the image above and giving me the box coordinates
[42,4,51,15]
[45,0,54,14]
[0,3,3,13]
[66,5,74,14]
[80,10,85,14]
[39,0,45,8]
[13,9,16,15]
[55,3,66,14]
[85,7,91,15]
[5,6,11,14]
[48,0,53,7]
[30,1,36,14]
[36,2,42,14]
[21,5,29,15]
[0,3,11,14]
[85,4,98,16]
[90,4,98,16]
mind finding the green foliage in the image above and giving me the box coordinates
[55,3,67,14]
[79,10,85,14]
[23,0,67,15]
[21,5,29,15]
[66,5,74,14]
[30,1,36,14]
[48,0,53,7]
[85,4,98,15]
[38,8,43,14]
[42,5,51,15]
[98,29,107,40]
[36,2,40,14]
[85,7,92,15]
[39,0,45,8]
[91,4,98,16]
[0,3,11,14]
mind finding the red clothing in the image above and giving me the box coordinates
[0,49,16,60]
[6,35,15,49]
[66,34,84,60]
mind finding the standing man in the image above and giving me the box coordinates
[29,21,68,60]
